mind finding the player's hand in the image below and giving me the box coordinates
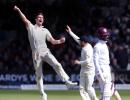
[60,37,66,43]
[66,25,72,33]
[74,60,80,65]
[14,5,20,11]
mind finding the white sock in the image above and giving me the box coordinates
[42,93,47,100]
[36,76,44,95]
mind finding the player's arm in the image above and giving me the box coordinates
[93,46,105,82]
[49,36,65,45]
[14,5,31,27]
[74,59,90,66]
[46,30,65,45]
[74,48,91,66]
[66,25,80,45]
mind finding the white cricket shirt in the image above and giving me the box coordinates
[93,40,110,77]
[27,23,52,54]
[80,43,95,74]
[68,31,95,74]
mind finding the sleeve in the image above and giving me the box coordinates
[46,29,53,41]
[93,46,105,81]
[79,48,92,66]
[26,23,34,35]
[69,31,80,45]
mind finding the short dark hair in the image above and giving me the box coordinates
[35,12,44,19]
[80,35,89,42]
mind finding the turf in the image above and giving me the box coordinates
[0,90,129,100]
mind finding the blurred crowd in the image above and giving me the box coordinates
[0,0,130,75]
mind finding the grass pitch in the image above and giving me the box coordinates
[0,90,129,100]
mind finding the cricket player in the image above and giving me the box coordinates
[66,25,98,100]
[93,27,112,100]
[14,6,77,100]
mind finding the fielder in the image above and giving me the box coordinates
[93,27,112,100]
[66,25,98,100]
[14,6,77,100]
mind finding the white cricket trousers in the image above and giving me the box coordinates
[97,65,112,100]
[79,72,98,100]
[33,51,69,100]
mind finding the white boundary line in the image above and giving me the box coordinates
[0,84,130,90]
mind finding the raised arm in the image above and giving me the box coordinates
[14,5,30,27]
[66,25,80,45]
[49,36,66,45]
[46,29,66,45]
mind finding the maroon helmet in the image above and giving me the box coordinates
[97,27,110,41]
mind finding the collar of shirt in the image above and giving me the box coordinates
[98,39,107,43]
[35,24,44,28]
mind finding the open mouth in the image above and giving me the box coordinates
[39,20,42,22]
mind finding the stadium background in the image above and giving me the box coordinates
[0,0,130,100]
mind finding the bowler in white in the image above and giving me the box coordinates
[14,6,77,100]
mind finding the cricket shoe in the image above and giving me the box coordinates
[42,93,47,100]
[65,80,78,89]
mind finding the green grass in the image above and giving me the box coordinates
[0,90,129,100]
